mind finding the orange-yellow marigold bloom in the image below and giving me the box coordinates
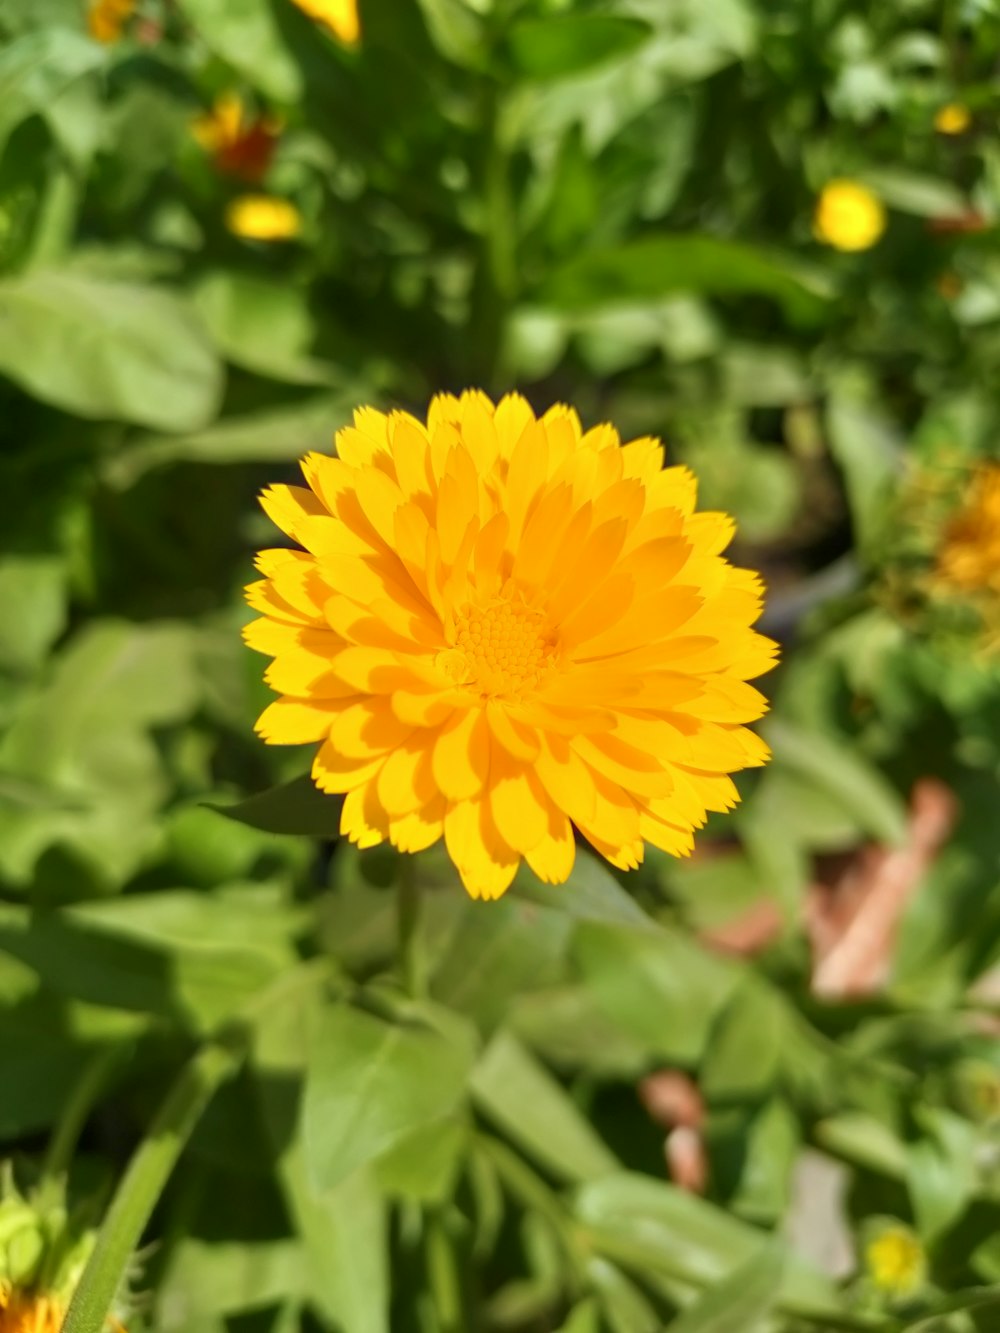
[934,103,971,135]
[192,93,281,183]
[290,0,360,44]
[246,392,776,899]
[225,195,302,241]
[87,0,134,42]
[814,179,886,252]
[937,462,1000,596]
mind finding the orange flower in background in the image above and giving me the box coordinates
[0,1285,64,1333]
[192,94,282,183]
[246,392,775,899]
[814,180,886,252]
[291,0,360,44]
[937,462,1000,596]
[935,103,972,135]
[87,0,134,42]
[225,195,302,241]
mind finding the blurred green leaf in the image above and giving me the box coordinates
[0,271,223,430]
[0,555,65,674]
[826,379,903,552]
[302,1001,474,1190]
[175,0,302,101]
[666,1244,783,1333]
[700,980,785,1103]
[158,1241,307,1330]
[762,718,908,846]
[373,1112,466,1202]
[506,16,652,81]
[0,27,103,158]
[471,1030,619,1183]
[572,921,738,1063]
[541,236,832,323]
[414,0,487,68]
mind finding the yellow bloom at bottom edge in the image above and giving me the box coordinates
[814,179,886,252]
[225,195,302,241]
[245,391,777,900]
[0,1284,63,1333]
[291,0,360,45]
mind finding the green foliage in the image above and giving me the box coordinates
[2,0,1000,1330]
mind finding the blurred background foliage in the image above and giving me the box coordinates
[3,0,1000,1330]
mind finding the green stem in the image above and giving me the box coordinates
[26,160,78,269]
[40,1047,123,1187]
[398,854,425,998]
[61,1033,246,1333]
[425,1209,463,1332]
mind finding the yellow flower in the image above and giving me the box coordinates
[865,1226,926,1297]
[192,94,281,183]
[0,1283,64,1333]
[225,195,302,242]
[290,0,360,45]
[935,103,971,135]
[814,179,886,252]
[87,0,134,43]
[937,462,1000,596]
[245,392,775,899]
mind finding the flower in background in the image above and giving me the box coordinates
[225,195,302,242]
[937,462,1000,597]
[192,93,282,184]
[87,0,134,43]
[246,391,775,899]
[814,179,886,252]
[864,1223,926,1300]
[290,0,360,45]
[935,103,972,135]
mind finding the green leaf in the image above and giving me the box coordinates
[762,718,908,846]
[414,0,487,68]
[0,888,297,1030]
[513,852,651,927]
[0,271,223,431]
[158,1241,307,1330]
[212,775,342,837]
[541,236,832,324]
[906,1107,979,1242]
[572,921,738,1064]
[175,0,303,101]
[700,980,785,1103]
[302,1002,473,1190]
[825,379,903,552]
[0,556,66,674]
[373,1113,467,1203]
[666,1244,783,1333]
[471,1031,619,1183]
[574,1173,840,1316]
[506,16,652,81]
[0,27,104,158]
[191,271,336,386]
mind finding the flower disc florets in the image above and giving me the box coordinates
[246,391,776,898]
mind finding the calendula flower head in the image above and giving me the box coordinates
[87,0,134,43]
[937,462,1000,597]
[935,103,972,135]
[291,0,360,44]
[814,179,886,252]
[0,1168,127,1333]
[864,1223,926,1299]
[246,391,775,899]
[192,93,282,183]
[225,195,302,242]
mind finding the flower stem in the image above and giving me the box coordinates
[40,1046,124,1187]
[397,854,425,998]
[61,1032,246,1333]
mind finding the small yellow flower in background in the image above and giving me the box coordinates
[87,0,134,43]
[0,1283,65,1333]
[935,103,972,135]
[193,93,282,183]
[291,0,360,45]
[865,1224,926,1298]
[225,195,302,242]
[246,391,775,900]
[814,179,887,252]
[937,462,1000,597]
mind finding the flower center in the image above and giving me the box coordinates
[440,593,557,699]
